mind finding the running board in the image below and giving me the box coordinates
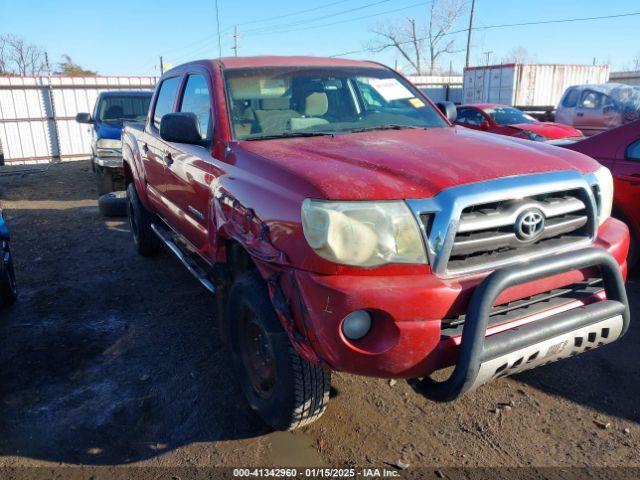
[150,223,216,295]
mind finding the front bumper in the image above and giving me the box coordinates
[94,154,123,169]
[286,218,629,382]
[410,247,629,401]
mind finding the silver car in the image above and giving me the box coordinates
[555,83,640,136]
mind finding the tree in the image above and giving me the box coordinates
[0,34,46,75]
[502,46,534,64]
[55,54,96,75]
[633,52,640,71]
[368,0,465,75]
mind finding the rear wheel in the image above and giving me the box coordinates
[0,240,17,307]
[96,166,116,196]
[227,270,331,430]
[127,183,161,257]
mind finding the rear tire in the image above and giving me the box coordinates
[0,240,17,307]
[96,166,116,196]
[227,270,331,430]
[127,183,161,257]
[98,191,127,217]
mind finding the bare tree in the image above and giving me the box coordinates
[1,34,46,75]
[368,19,424,74]
[367,0,465,75]
[501,46,534,64]
[426,0,465,74]
[0,35,8,74]
[633,52,640,71]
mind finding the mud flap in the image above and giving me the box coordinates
[411,248,630,402]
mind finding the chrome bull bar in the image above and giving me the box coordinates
[411,247,630,402]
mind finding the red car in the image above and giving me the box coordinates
[563,119,640,266]
[456,104,583,141]
[122,56,629,430]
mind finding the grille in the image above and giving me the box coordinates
[441,278,602,338]
[446,189,593,273]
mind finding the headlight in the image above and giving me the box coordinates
[301,199,427,267]
[592,165,613,226]
[521,130,547,142]
[96,138,121,149]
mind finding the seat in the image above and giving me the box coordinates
[104,105,123,120]
[254,97,300,134]
[288,92,330,131]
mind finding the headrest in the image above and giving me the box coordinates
[260,97,291,110]
[305,92,328,117]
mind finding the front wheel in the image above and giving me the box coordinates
[0,240,17,307]
[227,270,331,430]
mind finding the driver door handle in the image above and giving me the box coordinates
[163,153,173,167]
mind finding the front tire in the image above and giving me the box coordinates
[0,240,17,307]
[127,183,161,257]
[227,270,331,430]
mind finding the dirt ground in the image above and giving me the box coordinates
[0,160,638,475]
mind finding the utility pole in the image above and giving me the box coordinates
[44,52,61,163]
[232,25,239,57]
[483,50,493,66]
[159,56,164,75]
[465,0,476,68]
[215,0,222,58]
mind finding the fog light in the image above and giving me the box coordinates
[341,310,372,340]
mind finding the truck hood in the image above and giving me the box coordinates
[236,126,598,200]
[96,121,123,140]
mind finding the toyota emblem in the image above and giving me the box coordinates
[515,208,545,242]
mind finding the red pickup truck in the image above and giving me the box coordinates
[122,56,630,431]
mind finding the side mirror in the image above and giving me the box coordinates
[436,101,457,123]
[76,112,93,124]
[160,112,203,145]
[480,120,490,131]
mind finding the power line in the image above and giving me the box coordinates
[240,0,395,35]
[158,0,355,57]
[167,0,425,64]
[229,0,350,29]
[242,0,428,38]
[331,10,640,58]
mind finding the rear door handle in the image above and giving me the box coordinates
[576,112,584,117]
[163,153,173,166]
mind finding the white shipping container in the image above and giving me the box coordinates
[462,64,610,107]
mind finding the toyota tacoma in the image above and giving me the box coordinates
[121,56,630,430]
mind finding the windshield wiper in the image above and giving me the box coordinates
[245,131,336,141]
[346,124,425,133]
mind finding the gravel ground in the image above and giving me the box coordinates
[0,161,638,476]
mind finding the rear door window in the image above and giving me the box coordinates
[562,88,580,108]
[179,74,212,142]
[153,76,180,129]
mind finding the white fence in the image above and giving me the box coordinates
[0,75,157,165]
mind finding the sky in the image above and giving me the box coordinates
[2,0,640,76]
